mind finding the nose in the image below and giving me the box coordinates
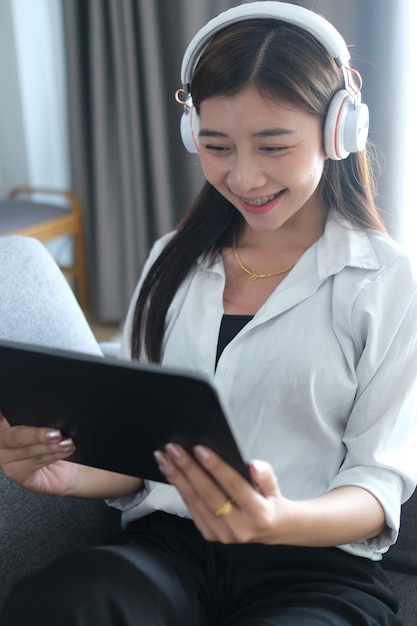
[226,152,266,193]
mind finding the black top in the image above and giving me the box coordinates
[215,314,253,367]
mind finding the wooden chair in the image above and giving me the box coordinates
[0,186,88,314]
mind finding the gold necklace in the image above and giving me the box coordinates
[232,236,300,281]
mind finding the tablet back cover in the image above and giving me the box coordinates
[0,341,249,483]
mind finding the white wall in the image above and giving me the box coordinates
[0,0,29,197]
[402,0,417,271]
[11,0,70,189]
[1,0,72,262]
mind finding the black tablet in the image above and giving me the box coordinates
[0,340,249,483]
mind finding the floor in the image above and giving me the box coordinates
[66,275,122,344]
[89,320,121,344]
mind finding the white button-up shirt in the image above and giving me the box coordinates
[110,215,417,561]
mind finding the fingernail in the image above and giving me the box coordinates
[251,460,270,478]
[46,430,61,441]
[193,445,210,463]
[165,443,181,459]
[154,450,167,468]
[58,438,74,449]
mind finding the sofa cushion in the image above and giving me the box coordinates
[385,571,417,626]
[382,490,417,626]
[0,236,101,355]
[0,472,121,609]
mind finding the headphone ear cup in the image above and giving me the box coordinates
[180,100,200,153]
[324,90,369,160]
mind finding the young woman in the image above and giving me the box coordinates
[1,3,416,624]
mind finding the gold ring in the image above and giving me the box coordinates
[214,498,233,518]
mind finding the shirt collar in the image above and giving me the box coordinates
[316,213,380,279]
[196,213,381,278]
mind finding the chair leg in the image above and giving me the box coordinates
[65,190,89,315]
[7,186,90,315]
[73,225,89,315]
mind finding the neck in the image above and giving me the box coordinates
[240,207,327,253]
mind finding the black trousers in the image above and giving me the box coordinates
[1,512,401,625]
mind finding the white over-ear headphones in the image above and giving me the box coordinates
[177,1,369,160]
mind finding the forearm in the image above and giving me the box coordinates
[269,485,386,547]
[64,463,143,499]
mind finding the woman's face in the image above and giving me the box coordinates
[198,86,328,235]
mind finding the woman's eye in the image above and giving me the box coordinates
[261,146,287,153]
[203,144,230,153]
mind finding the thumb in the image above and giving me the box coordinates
[249,460,279,498]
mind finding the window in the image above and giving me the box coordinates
[403,1,417,271]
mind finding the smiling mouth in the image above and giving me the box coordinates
[241,191,282,206]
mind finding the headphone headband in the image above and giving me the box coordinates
[181,1,351,87]
[178,1,369,160]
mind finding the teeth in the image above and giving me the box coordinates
[244,193,278,206]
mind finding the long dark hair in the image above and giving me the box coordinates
[132,19,385,362]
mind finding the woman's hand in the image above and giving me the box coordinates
[0,412,144,499]
[154,443,387,547]
[0,412,76,495]
[154,443,285,544]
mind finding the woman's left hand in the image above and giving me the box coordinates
[154,443,284,544]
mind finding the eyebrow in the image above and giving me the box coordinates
[199,128,295,138]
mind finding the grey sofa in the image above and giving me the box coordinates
[382,492,417,624]
[1,475,415,621]
[0,236,121,609]
[0,237,416,622]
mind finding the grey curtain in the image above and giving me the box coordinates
[62,0,410,322]
[62,0,238,322]
[63,1,181,321]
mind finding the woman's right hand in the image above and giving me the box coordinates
[0,412,77,496]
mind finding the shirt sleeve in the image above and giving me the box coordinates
[328,254,417,552]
